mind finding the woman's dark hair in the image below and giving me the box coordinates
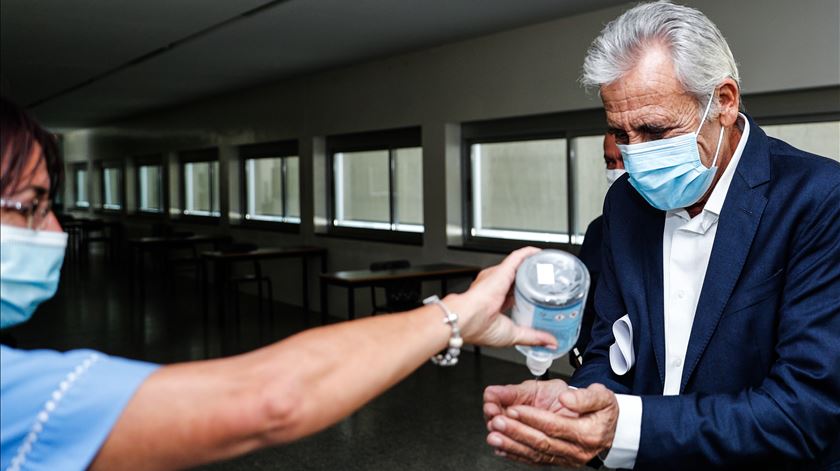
[0,97,63,200]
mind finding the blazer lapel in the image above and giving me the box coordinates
[640,201,667,386]
[680,116,770,392]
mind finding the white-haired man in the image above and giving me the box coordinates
[483,2,840,469]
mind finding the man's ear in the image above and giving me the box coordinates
[716,78,740,127]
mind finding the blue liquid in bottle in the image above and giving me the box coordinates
[512,250,590,376]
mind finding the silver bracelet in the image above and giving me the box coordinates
[423,295,463,367]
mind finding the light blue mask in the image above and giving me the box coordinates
[1,224,67,329]
[618,92,725,211]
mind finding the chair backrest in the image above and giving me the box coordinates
[369,260,420,312]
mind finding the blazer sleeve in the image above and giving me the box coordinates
[635,183,840,468]
[569,191,633,394]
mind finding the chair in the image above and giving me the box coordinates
[221,243,275,340]
[155,230,200,293]
[369,260,422,314]
[83,220,114,261]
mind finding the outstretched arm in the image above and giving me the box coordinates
[90,247,557,471]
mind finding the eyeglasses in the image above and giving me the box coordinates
[0,197,52,230]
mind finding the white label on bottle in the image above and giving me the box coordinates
[537,263,555,285]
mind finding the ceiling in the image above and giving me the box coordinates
[1,0,627,129]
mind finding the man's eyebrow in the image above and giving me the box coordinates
[607,127,625,135]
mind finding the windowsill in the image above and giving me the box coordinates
[451,235,581,255]
[132,210,167,220]
[175,214,223,226]
[95,207,125,216]
[318,226,423,245]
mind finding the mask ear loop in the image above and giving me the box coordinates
[696,91,716,134]
[709,126,725,168]
[697,89,724,168]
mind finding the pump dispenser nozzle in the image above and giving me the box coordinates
[526,356,553,377]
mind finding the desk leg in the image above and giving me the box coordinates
[348,287,355,321]
[302,257,310,322]
[202,259,210,358]
[138,248,147,355]
[320,280,329,325]
[215,260,227,357]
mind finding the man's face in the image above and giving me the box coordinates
[603,134,623,170]
[601,44,719,168]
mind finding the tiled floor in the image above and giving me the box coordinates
[4,252,591,471]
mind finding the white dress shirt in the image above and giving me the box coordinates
[603,115,750,469]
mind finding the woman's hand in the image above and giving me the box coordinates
[446,247,557,349]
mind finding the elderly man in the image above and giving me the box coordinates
[484,2,840,470]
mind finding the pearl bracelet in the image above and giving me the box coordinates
[423,295,463,367]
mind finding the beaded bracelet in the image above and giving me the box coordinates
[423,295,463,367]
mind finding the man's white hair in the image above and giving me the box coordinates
[581,1,740,111]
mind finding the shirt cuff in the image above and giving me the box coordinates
[600,394,642,469]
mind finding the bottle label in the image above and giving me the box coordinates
[513,300,583,356]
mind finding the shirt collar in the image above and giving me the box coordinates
[703,113,749,216]
[667,113,750,223]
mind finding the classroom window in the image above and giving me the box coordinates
[138,164,164,213]
[333,147,423,233]
[73,165,89,208]
[470,138,569,243]
[244,156,300,223]
[461,109,608,249]
[327,127,423,241]
[183,160,220,217]
[101,164,123,211]
[571,135,612,241]
[761,120,840,162]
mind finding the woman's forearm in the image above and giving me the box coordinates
[92,295,463,471]
[248,296,461,444]
[91,247,549,471]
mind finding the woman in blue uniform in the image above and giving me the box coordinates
[0,97,555,471]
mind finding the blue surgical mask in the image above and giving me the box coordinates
[1,224,67,329]
[618,92,725,211]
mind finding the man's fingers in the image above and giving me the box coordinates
[488,414,581,461]
[559,383,614,414]
[486,431,563,466]
[483,382,537,408]
[483,402,502,422]
[505,405,571,438]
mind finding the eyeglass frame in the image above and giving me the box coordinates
[0,197,52,230]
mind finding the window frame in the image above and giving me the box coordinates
[459,109,606,253]
[238,140,301,233]
[70,162,91,211]
[133,154,167,218]
[325,127,423,245]
[178,148,221,221]
[97,159,126,214]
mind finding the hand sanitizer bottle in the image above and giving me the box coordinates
[512,249,590,377]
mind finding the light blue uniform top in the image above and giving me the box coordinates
[0,345,158,471]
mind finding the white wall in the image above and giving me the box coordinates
[60,0,840,373]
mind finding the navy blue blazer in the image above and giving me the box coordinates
[573,215,604,363]
[570,115,840,470]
